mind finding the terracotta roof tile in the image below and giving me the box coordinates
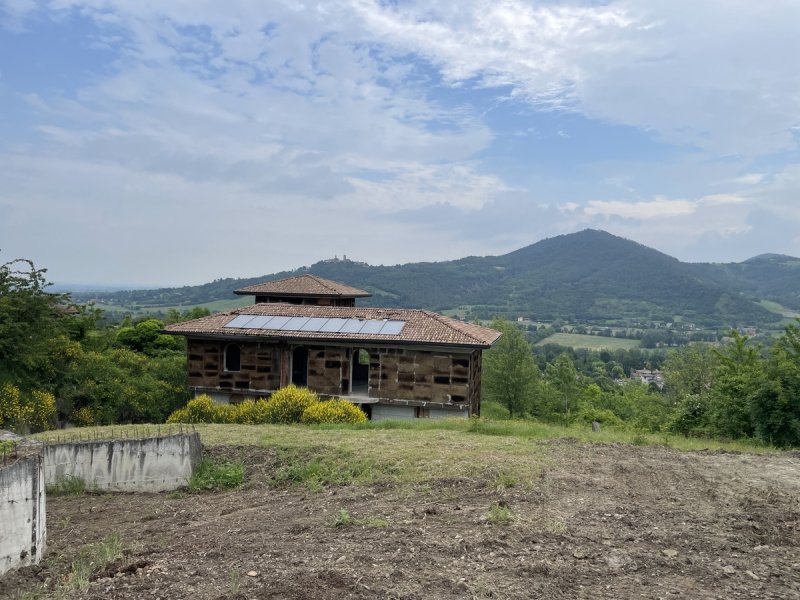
[164,304,501,348]
[234,274,371,297]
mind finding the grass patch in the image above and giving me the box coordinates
[47,476,88,496]
[536,332,640,351]
[331,509,388,528]
[188,458,244,491]
[490,469,518,491]
[271,446,397,491]
[485,503,514,525]
[481,400,510,420]
[63,533,124,592]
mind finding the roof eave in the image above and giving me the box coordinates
[233,290,372,297]
[163,329,494,350]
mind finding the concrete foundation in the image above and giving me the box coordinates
[0,441,46,577]
[44,433,201,492]
[371,404,416,421]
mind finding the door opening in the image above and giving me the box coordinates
[291,347,308,387]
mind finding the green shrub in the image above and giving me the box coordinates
[574,407,625,428]
[263,385,319,424]
[166,394,228,424]
[301,399,367,424]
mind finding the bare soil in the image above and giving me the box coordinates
[3,440,799,599]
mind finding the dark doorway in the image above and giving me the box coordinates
[291,347,308,387]
[351,348,369,396]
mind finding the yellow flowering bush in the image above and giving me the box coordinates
[262,385,319,424]
[166,394,228,424]
[71,406,96,427]
[301,399,367,424]
[0,383,22,428]
[228,398,271,424]
[27,390,56,431]
[166,387,366,426]
[0,383,56,432]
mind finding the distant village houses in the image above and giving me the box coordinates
[629,369,665,389]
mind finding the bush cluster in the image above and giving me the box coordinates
[300,399,367,424]
[166,385,367,425]
[0,382,56,433]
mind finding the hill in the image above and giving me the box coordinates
[74,230,799,327]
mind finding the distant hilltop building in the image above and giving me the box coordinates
[165,274,501,420]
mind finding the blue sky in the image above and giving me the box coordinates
[2,0,800,286]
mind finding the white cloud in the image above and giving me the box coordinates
[584,198,695,219]
[730,173,765,186]
[354,0,800,156]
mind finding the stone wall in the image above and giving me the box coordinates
[44,433,201,492]
[372,348,471,404]
[307,346,349,396]
[187,340,280,393]
[0,451,45,577]
[186,339,480,414]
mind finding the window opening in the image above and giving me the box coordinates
[224,344,241,372]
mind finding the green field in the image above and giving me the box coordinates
[96,296,252,315]
[536,332,640,351]
[33,413,771,459]
[758,299,800,319]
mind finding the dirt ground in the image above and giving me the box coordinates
[3,439,799,600]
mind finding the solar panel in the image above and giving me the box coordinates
[224,315,257,328]
[359,319,386,334]
[279,316,310,331]
[264,315,291,329]
[339,319,367,333]
[223,314,407,335]
[378,320,405,335]
[300,317,330,331]
[319,318,348,332]
[242,315,274,329]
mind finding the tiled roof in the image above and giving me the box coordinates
[164,304,501,348]
[234,274,371,297]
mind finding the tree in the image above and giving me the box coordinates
[482,319,540,417]
[0,256,67,388]
[544,353,581,425]
[116,318,183,356]
[708,331,764,439]
[749,320,800,447]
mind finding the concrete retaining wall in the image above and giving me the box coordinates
[44,433,201,492]
[0,454,46,577]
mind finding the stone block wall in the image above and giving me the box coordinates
[372,348,471,405]
[187,340,280,394]
[185,339,480,414]
[307,346,350,396]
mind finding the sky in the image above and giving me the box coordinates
[2,1,800,287]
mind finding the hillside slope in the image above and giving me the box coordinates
[75,230,795,327]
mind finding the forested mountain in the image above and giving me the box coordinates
[74,230,800,327]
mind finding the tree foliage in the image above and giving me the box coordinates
[482,319,540,417]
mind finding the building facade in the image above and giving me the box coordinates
[165,275,500,420]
